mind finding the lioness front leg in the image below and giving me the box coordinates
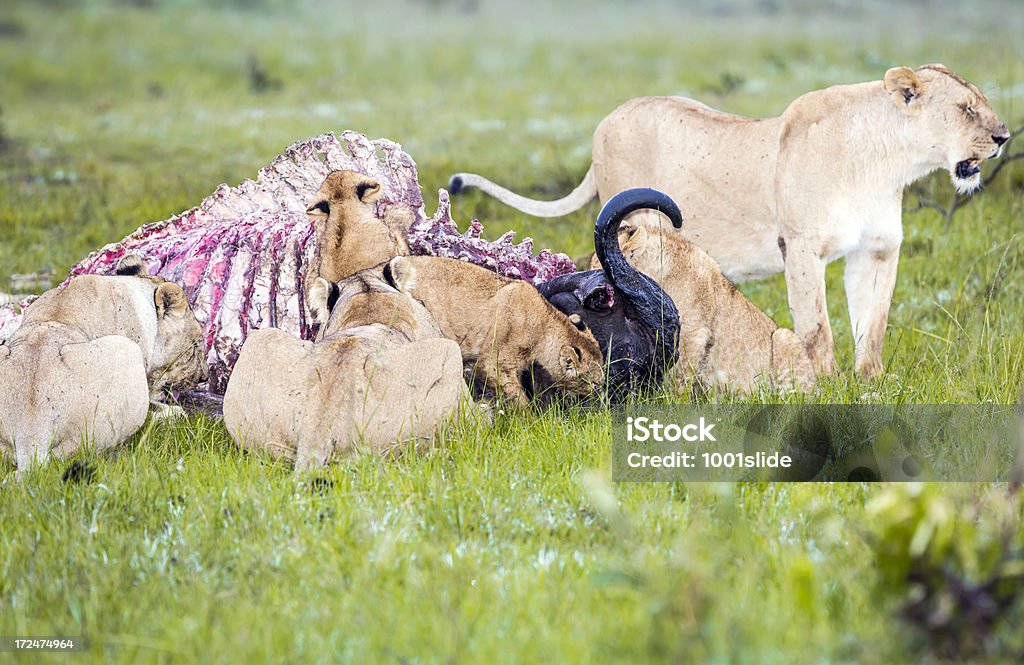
[784,242,835,374]
[844,244,899,380]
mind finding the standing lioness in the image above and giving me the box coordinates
[450,65,1010,379]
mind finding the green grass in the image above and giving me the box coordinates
[1,0,1024,662]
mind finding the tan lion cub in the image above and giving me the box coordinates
[593,225,815,393]
[305,170,415,282]
[384,256,605,405]
[0,256,207,479]
[223,269,467,474]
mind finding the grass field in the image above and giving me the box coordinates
[2,0,1024,662]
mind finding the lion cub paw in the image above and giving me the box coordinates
[150,401,186,422]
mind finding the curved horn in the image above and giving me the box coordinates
[594,188,683,381]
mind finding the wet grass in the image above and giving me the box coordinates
[1,0,1024,662]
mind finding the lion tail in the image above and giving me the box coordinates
[447,165,597,218]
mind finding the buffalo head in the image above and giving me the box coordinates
[537,188,682,401]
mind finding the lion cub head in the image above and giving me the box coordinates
[884,64,1010,195]
[306,170,413,283]
[548,313,605,397]
[306,270,439,343]
[591,224,676,278]
[114,255,207,395]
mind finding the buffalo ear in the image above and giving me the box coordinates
[115,254,148,277]
[582,283,615,312]
[884,66,924,112]
[155,282,188,318]
[307,277,338,325]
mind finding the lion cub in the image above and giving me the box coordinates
[223,269,467,474]
[0,256,207,479]
[305,170,415,282]
[593,225,814,393]
[384,256,605,405]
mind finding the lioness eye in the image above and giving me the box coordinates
[965,105,977,118]
[572,346,582,359]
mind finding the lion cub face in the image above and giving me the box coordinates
[306,170,412,282]
[551,316,605,396]
[115,256,207,395]
[884,65,1010,195]
[149,283,206,394]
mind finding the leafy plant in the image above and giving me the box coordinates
[867,484,1024,660]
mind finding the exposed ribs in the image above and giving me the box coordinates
[0,131,576,394]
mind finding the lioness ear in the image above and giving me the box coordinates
[155,282,188,318]
[115,254,147,277]
[568,313,587,331]
[383,257,414,292]
[884,66,924,111]
[355,179,382,203]
[307,277,339,325]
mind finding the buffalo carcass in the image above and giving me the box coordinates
[538,189,682,401]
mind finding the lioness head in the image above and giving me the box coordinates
[306,171,409,282]
[884,64,1009,195]
[116,255,207,395]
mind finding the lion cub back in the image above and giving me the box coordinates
[384,255,604,403]
[596,225,815,392]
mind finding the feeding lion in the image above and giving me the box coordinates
[0,256,207,479]
[383,255,605,406]
[223,269,467,474]
[592,223,815,393]
[450,65,1010,379]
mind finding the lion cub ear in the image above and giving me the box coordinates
[355,179,382,203]
[383,257,415,292]
[619,223,647,248]
[307,277,339,326]
[559,344,582,376]
[155,282,189,319]
[115,254,148,277]
[306,199,330,217]
[884,66,924,112]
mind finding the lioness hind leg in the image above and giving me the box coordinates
[56,336,150,455]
